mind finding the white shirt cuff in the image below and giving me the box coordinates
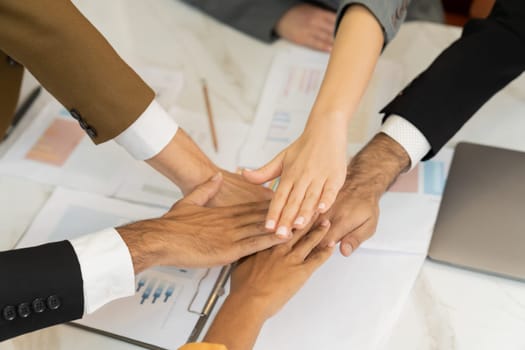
[114,100,179,160]
[380,115,431,171]
[69,228,135,314]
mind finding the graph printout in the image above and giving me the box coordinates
[0,102,128,194]
[239,49,404,169]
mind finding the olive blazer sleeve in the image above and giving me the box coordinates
[0,0,155,144]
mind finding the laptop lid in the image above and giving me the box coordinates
[428,142,525,282]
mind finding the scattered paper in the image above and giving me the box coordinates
[239,50,404,169]
[255,250,426,350]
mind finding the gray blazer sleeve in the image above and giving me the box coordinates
[182,0,302,42]
[336,0,411,45]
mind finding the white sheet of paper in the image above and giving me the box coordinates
[255,250,426,350]
[169,106,250,172]
[17,188,224,349]
[136,66,185,108]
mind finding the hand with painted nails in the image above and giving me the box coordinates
[243,124,347,238]
[274,3,336,52]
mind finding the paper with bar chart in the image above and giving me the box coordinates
[17,188,224,349]
[0,101,129,194]
[239,49,404,169]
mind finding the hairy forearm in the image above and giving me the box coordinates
[146,129,218,195]
[116,221,167,274]
[344,133,410,197]
[204,293,266,350]
[306,4,383,128]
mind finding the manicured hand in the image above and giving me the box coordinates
[275,3,336,52]
[118,173,289,273]
[243,126,347,238]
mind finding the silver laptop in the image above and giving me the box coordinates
[428,142,525,282]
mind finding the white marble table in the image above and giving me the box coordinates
[1,1,525,349]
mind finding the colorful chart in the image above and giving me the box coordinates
[137,276,177,305]
[25,117,84,166]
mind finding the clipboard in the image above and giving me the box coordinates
[67,265,232,349]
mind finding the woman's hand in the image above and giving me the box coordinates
[243,124,347,238]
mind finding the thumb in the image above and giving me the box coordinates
[181,172,223,207]
[242,153,283,185]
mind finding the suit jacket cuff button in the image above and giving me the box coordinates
[47,295,61,310]
[17,303,31,318]
[3,305,17,321]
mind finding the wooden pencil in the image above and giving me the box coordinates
[201,79,219,152]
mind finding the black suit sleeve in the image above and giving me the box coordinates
[381,0,525,160]
[0,241,84,341]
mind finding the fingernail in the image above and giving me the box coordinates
[320,220,330,227]
[243,168,252,172]
[212,172,222,181]
[265,220,276,230]
[294,216,305,226]
[328,241,336,248]
[318,203,326,211]
[276,226,288,237]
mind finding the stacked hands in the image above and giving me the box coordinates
[119,128,408,349]
[120,127,392,273]
[242,122,382,257]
